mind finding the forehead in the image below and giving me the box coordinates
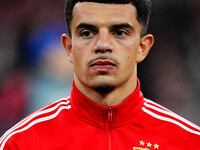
[71,2,140,29]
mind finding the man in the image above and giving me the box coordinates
[0,0,199,149]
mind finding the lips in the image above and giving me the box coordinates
[90,60,116,66]
[90,59,116,71]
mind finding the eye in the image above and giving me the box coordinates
[113,29,129,38]
[80,30,95,39]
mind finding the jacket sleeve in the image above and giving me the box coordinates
[0,136,18,150]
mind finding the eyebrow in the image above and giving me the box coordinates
[75,23,97,31]
[111,23,135,31]
[75,23,135,31]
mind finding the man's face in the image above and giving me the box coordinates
[64,2,150,92]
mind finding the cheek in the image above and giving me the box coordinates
[72,39,95,62]
[119,44,138,61]
[126,41,140,60]
[116,37,140,54]
[119,46,138,72]
[70,51,80,73]
[72,43,84,61]
[71,43,90,72]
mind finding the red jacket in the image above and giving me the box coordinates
[0,80,200,150]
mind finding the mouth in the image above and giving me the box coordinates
[90,59,116,71]
[90,60,116,66]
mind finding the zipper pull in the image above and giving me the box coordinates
[108,107,113,122]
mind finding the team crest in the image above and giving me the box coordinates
[133,140,159,150]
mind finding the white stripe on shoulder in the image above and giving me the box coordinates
[0,97,70,146]
[0,105,71,150]
[0,97,70,142]
[142,107,200,136]
[9,96,70,134]
[144,98,173,113]
[144,101,200,130]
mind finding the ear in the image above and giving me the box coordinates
[136,34,154,63]
[61,34,73,63]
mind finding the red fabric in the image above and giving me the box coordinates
[0,79,200,150]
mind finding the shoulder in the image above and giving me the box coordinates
[142,98,200,136]
[0,96,71,150]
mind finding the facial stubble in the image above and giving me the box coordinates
[93,84,115,96]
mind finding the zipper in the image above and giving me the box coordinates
[108,107,113,150]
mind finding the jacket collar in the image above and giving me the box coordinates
[70,79,144,128]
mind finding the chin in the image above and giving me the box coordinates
[85,75,118,93]
[93,83,115,94]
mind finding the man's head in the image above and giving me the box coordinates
[65,0,152,37]
[62,1,154,104]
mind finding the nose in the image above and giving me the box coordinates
[93,30,113,54]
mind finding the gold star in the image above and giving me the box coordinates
[154,144,159,149]
[139,140,145,146]
[147,142,152,147]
